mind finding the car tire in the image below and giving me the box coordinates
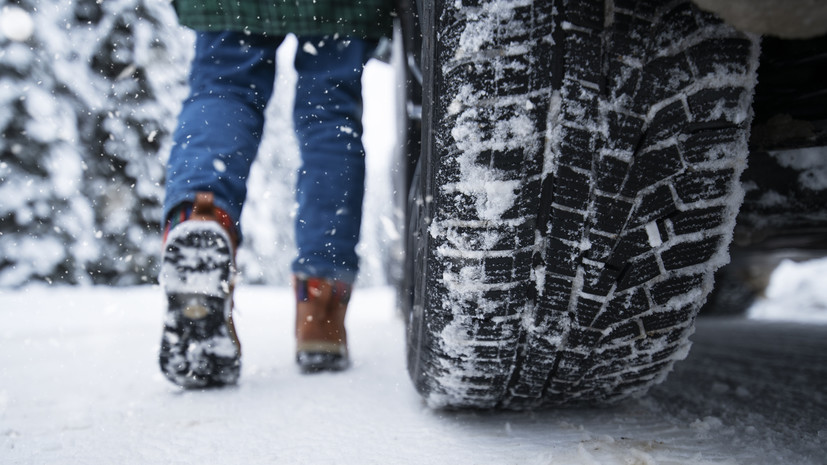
[404,0,759,408]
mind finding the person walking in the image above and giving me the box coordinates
[157,1,394,388]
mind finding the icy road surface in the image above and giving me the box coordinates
[1,285,825,464]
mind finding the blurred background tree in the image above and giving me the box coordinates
[0,0,187,286]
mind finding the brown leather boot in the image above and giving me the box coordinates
[294,276,352,372]
[159,192,242,388]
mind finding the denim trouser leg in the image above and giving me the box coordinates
[164,31,283,233]
[292,37,377,284]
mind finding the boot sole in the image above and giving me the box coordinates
[159,222,240,388]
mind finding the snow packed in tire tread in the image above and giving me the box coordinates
[406,0,759,409]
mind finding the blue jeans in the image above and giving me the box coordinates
[164,31,376,284]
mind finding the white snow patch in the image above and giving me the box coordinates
[47,145,83,198]
[543,91,563,176]
[443,102,538,223]
[755,190,788,208]
[749,257,827,324]
[645,221,663,248]
[0,6,34,42]
[454,0,532,59]
[302,41,318,55]
[768,146,827,191]
[213,158,227,173]
[670,340,693,362]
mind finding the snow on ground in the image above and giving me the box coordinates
[1,277,825,464]
[749,257,827,324]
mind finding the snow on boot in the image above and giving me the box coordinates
[159,193,241,388]
[294,277,351,373]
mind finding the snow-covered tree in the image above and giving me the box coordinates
[0,0,189,286]
[72,0,190,284]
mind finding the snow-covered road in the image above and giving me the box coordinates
[1,285,825,464]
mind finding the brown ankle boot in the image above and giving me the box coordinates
[294,276,352,372]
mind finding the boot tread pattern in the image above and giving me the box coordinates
[159,222,240,388]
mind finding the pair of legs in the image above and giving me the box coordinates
[165,31,375,281]
[160,31,376,386]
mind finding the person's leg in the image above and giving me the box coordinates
[292,36,377,284]
[159,31,283,388]
[291,36,377,372]
[164,31,283,238]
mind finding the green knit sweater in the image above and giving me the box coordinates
[173,0,395,39]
